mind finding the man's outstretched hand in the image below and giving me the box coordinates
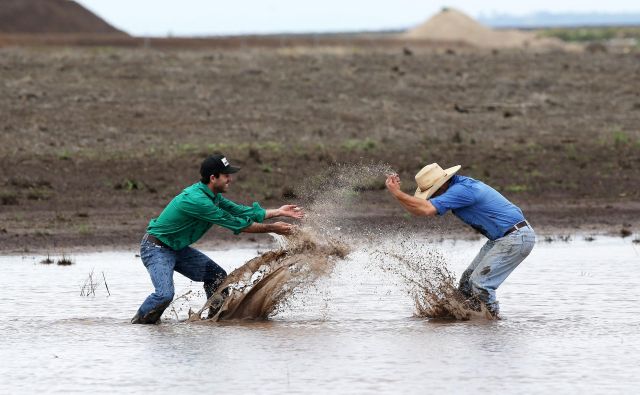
[270,221,295,235]
[385,174,401,195]
[277,205,304,219]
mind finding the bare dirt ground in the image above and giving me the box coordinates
[1,41,639,253]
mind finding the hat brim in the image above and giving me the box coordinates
[414,165,461,200]
[220,166,240,174]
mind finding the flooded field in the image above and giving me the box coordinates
[1,237,640,393]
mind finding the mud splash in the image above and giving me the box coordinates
[372,238,492,320]
[190,163,490,322]
[190,163,390,322]
[297,162,394,238]
[189,229,348,321]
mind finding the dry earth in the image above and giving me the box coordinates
[1,44,639,253]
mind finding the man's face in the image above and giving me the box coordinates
[211,173,232,193]
[432,180,450,198]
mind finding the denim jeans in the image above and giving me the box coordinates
[133,235,227,324]
[458,226,536,314]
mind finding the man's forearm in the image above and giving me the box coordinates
[264,209,280,219]
[242,222,277,233]
[391,190,436,216]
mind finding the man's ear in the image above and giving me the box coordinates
[209,174,217,183]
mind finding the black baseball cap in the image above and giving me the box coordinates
[200,154,240,179]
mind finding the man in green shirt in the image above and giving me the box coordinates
[131,154,303,324]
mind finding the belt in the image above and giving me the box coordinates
[503,220,529,237]
[145,233,171,249]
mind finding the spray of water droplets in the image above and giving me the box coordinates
[191,162,487,321]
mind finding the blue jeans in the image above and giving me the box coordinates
[133,235,227,324]
[458,226,536,314]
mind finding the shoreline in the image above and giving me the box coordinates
[3,220,637,256]
[2,198,638,254]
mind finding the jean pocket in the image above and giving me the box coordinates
[519,234,536,257]
[140,241,161,267]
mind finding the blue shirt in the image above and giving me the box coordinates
[430,175,525,240]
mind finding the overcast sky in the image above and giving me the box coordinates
[75,0,640,36]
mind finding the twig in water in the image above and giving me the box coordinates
[80,269,111,296]
[80,269,98,296]
[102,271,110,296]
[166,290,193,321]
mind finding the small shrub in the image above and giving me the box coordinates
[78,224,92,235]
[505,184,528,193]
[612,130,630,146]
[26,188,51,200]
[58,149,72,160]
[57,255,74,266]
[114,179,141,191]
[177,143,197,153]
[565,144,577,160]
[540,27,619,42]
[40,254,54,264]
[259,141,283,152]
[341,138,377,152]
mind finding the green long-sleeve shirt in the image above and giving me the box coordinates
[147,182,266,250]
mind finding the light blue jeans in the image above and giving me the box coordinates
[458,226,536,314]
[132,235,227,324]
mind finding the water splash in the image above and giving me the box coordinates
[297,162,394,238]
[370,237,492,320]
[191,162,491,322]
[190,228,348,321]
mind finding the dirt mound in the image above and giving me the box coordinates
[0,0,125,34]
[406,8,492,42]
[404,8,565,49]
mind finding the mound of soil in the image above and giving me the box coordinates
[405,8,565,49]
[0,0,124,34]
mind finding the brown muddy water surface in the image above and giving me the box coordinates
[2,237,640,393]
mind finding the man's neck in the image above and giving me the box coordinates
[205,183,219,195]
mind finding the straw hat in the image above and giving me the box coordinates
[414,163,461,199]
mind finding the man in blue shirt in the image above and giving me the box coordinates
[385,163,536,317]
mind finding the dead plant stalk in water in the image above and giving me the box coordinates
[80,269,111,297]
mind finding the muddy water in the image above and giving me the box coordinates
[1,237,640,393]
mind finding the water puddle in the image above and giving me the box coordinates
[2,163,640,392]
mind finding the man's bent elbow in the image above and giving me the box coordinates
[409,200,436,217]
[417,205,437,217]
